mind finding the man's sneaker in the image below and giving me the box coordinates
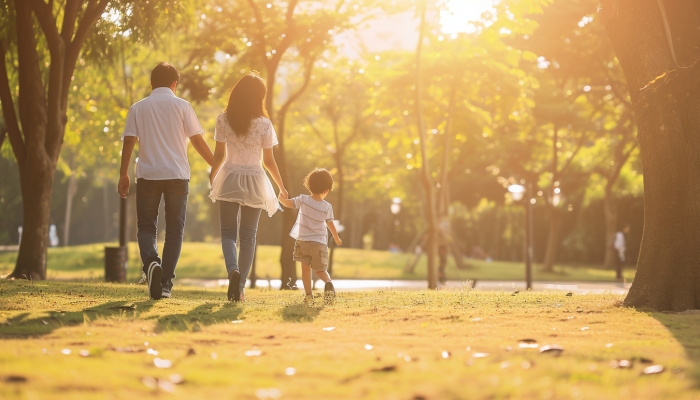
[324,281,336,298]
[228,270,241,301]
[161,288,172,299]
[146,261,163,300]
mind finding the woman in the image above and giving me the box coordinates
[210,73,287,301]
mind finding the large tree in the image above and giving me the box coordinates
[0,0,171,279]
[600,0,700,310]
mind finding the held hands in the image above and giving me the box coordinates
[278,187,289,200]
[118,174,130,199]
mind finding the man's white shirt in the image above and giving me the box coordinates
[122,87,203,180]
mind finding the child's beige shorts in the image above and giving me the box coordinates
[293,240,329,271]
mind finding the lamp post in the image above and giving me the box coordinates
[508,183,533,290]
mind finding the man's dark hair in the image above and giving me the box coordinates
[151,62,180,88]
[303,168,334,195]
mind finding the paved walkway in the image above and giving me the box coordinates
[178,278,630,295]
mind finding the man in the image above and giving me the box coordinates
[118,62,213,300]
[613,224,630,281]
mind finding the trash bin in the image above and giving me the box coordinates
[105,246,128,283]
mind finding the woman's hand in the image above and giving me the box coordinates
[279,187,288,199]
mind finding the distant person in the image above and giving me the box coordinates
[278,168,342,304]
[49,224,59,247]
[209,73,287,302]
[614,224,630,280]
[118,62,214,300]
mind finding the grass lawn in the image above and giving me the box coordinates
[0,281,698,399]
[0,243,636,283]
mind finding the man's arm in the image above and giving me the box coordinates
[190,134,214,166]
[326,221,342,246]
[118,136,137,199]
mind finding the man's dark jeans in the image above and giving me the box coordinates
[136,178,188,291]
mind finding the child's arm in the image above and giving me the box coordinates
[326,221,342,246]
[278,194,295,209]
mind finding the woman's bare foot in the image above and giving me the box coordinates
[239,290,246,302]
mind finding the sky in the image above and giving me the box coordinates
[335,0,496,58]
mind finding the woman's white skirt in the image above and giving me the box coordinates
[209,164,281,217]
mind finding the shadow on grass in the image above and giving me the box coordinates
[0,300,154,338]
[155,302,243,333]
[281,301,324,322]
[652,312,700,387]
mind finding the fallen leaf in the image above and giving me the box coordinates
[371,365,397,372]
[539,345,564,355]
[565,292,573,296]
[637,357,653,364]
[471,318,482,322]
[2,375,27,383]
[285,367,296,376]
[364,344,373,350]
[147,348,159,356]
[322,327,335,331]
[158,379,176,393]
[186,348,196,356]
[61,349,71,355]
[264,335,275,339]
[606,343,614,348]
[472,352,489,358]
[518,339,538,349]
[231,320,243,324]
[245,349,263,357]
[153,358,173,369]
[511,290,519,296]
[255,388,282,400]
[142,376,157,389]
[610,359,633,369]
[441,351,451,359]
[580,327,589,331]
[643,365,664,375]
[41,320,48,325]
[79,349,90,357]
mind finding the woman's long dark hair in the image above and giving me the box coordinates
[225,73,269,135]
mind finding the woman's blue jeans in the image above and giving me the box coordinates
[219,201,261,291]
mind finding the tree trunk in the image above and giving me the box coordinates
[10,157,55,280]
[63,170,78,246]
[414,0,438,289]
[541,207,561,272]
[601,0,700,310]
[603,184,619,270]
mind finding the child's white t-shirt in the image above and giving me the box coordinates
[289,195,334,244]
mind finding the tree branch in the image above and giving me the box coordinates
[302,116,332,148]
[277,56,315,122]
[60,0,81,44]
[0,39,26,165]
[63,0,109,109]
[28,0,63,57]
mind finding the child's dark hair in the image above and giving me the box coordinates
[304,168,334,194]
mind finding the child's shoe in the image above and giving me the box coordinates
[324,281,336,298]
[304,294,314,306]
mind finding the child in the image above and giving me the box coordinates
[278,168,342,303]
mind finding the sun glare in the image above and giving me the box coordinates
[440,0,496,34]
